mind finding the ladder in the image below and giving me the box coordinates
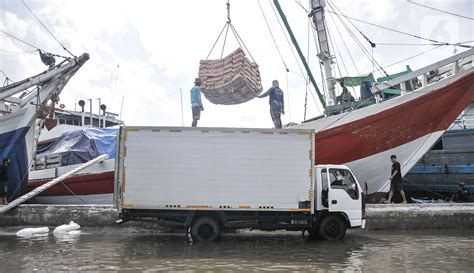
[0,154,108,214]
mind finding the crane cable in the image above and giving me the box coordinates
[22,0,76,58]
[206,0,256,63]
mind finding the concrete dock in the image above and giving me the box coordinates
[1,203,474,230]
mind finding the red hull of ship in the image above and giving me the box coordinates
[26,171,114,196]
[315,71,474,165]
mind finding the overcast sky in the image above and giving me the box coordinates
[1,0,473,128]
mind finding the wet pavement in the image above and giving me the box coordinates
[0,228,473,272]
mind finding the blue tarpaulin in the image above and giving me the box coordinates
[0,127,30,201]
[37,128,117,166]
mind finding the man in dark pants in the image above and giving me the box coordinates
[387,155,407,204]
[190,78,204,127]
[0,158,11,205]
[257,80,285,129]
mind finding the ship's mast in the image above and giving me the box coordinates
[309,0,336,106]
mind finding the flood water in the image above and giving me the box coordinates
[0,228,473,272]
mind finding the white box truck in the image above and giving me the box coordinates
[114,126,366,241]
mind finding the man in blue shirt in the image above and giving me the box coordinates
[190,78,204,127]
[258,80,285,129]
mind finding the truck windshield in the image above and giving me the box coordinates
[328,168,358,200]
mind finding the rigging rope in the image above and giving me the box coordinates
[377,42,474,46]
[327,12,360,75]
[268,0,321,112]
[0,48,37,54]
[407,0,473,21]
[0,29,40,50]
[382,45,443,70]
[0,29,70,59]
[327,2,388,77]
[325,21,358,98]
[22,0,76,58]
[1,70,13,86]
[294,0,309,14]
[325,9,473,49]
[258,0,289,71]
[303,19,310,121]
[258,0,292,121]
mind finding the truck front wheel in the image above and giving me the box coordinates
[318,215,346,240]
[191,216,222,242]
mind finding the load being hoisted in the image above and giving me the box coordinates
[198,1,263,105]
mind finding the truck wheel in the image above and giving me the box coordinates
[318,215,346,241]
[191,216,221,242]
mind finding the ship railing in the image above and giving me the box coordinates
[371,48,473,99]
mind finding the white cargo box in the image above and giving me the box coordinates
[116,127,315,211]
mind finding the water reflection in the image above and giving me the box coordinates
[0,229,473,271]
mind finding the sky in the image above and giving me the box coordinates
[1,0,473,128]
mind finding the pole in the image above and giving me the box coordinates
[119,95,125,121]
[273,0,326,110]
[180,88,184,126]
[309,0,336,105]
[97,98,101,128]
[88,98,93,127]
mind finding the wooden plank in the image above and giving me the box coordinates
[0,154,108,214]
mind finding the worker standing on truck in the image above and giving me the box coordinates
[257,80,285,129]
[191,78,204,127]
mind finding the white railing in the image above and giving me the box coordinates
[372,48,473,96]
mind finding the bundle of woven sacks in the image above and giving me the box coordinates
[198,48,263,105]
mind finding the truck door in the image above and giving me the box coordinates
[327,168,362,227]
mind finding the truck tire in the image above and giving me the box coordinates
[318,215,346,241]
[191,216,222,242]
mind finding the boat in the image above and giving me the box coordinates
[0,53,89,202]
[295,54,473,202]
[27,127,117,204]
[404,102,474,199]
[273,0,474,202]
[26,105,122,204]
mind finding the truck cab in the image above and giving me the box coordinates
[311,165,366,239]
